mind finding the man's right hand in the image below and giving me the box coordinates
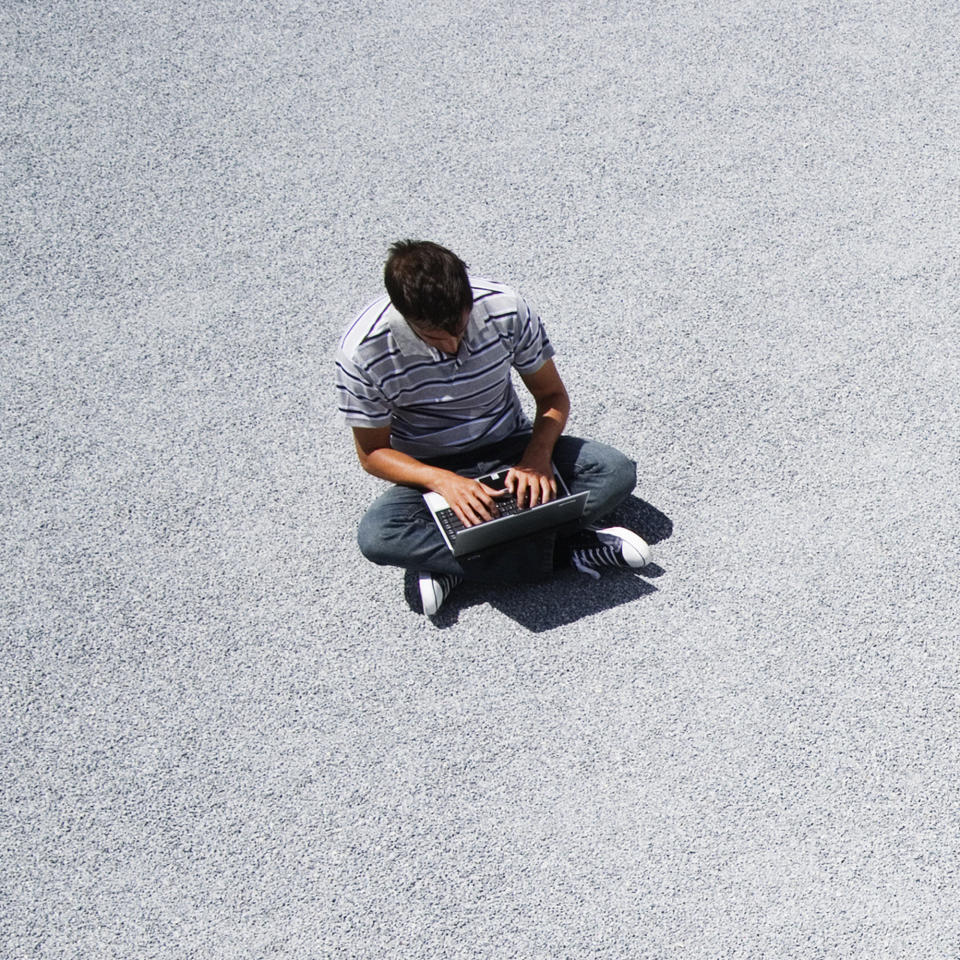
[351,428,505,527]
[432,471,506,528]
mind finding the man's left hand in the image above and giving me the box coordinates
[505,457,558,509]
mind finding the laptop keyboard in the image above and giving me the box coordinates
[436,494,524,541]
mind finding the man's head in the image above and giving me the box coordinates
[384,240,473,334]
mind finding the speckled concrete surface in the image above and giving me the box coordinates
[3,1,959,957]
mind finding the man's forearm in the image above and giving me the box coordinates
[359,446,448,492]
[522,393,570,465]
[358,443,506,526]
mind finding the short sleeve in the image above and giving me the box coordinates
[510,293,555,373]
[335,351,392,429]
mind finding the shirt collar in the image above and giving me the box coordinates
[387,303,478,359]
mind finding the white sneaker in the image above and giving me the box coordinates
[571,526,652,579]
[418,572,462,616]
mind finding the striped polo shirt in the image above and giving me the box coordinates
[335,278,554,459]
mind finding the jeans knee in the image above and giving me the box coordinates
[356,513,387,565]
[609,453,637,499]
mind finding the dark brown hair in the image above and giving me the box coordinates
[384,240,473,332]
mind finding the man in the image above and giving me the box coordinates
[335,240,652,615]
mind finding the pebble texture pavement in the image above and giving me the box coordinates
[3,1,959,956]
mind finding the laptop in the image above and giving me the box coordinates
[423,467,589,557]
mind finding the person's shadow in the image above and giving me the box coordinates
[406,495,673,631]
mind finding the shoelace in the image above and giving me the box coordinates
[428,574,461,608]
[571,544,622,580]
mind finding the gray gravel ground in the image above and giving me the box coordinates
[3,1,960,957]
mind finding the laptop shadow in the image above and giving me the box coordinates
[484,569,658,631]
[408,495,673,632]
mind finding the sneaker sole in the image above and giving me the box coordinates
[418,576,442,616]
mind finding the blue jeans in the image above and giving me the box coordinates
[356,433,636,583]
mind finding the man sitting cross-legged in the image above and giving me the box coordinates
[335,239,652,615]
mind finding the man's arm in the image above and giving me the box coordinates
[506,358,571,507]
[352,426,505,528]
